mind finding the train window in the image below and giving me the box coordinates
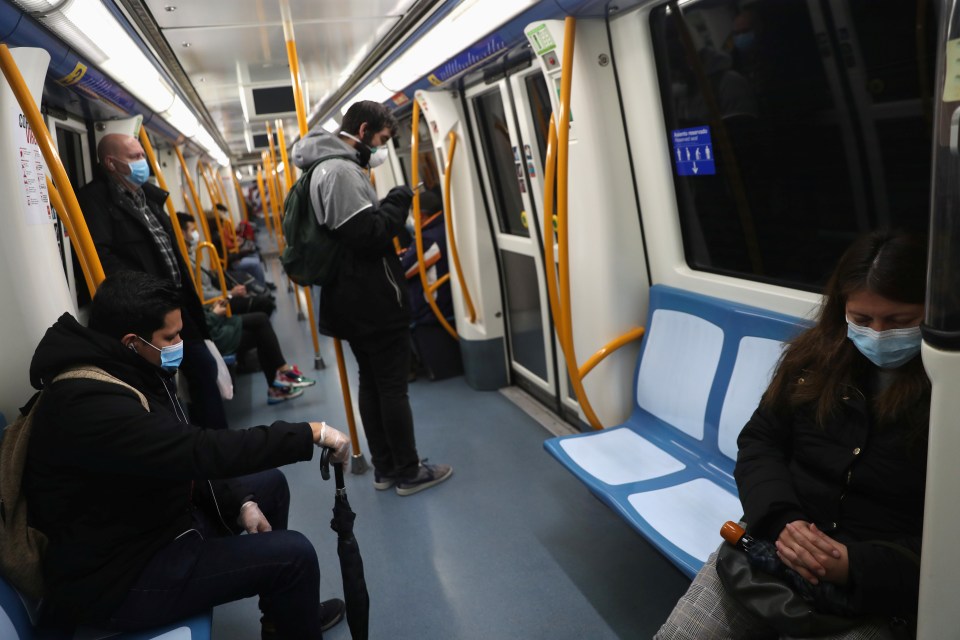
[650,0,936,290]
[393,114,440,191]
[473,88,529,237]
[525,73,552,168]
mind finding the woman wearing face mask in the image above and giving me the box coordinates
[657,230,930,639]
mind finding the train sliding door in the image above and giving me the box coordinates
[467,78,559,408]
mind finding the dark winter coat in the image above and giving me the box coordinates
[291,130,412,343]
[77,174,208,340]
[735,375,928,618]
[23,313,314,624]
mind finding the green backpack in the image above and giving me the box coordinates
[280,155,354,287]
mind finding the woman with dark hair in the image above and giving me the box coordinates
[657,230,929,639]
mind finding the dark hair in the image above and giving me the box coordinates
[176,211,194,229]
[89,271,183,340]
[419,189,443,215]
[215,203,228,213]
[340,100,399,140]
[764,230,929,429]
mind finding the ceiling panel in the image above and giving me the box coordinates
[141,0,410,159]
[144,0,413,28]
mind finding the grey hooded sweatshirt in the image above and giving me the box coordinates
[291,129,413,341]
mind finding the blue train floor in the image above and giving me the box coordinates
[212,257,690,639]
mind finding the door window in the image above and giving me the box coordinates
[474,88,529,237]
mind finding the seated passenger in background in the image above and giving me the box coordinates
[208,204,269,287]
[24,271,350,638]
[657,230,929,639]
[178,213,312,403]
[399,189,455,327]
[179,212,275,315]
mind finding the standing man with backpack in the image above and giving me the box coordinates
[290,100,453,496]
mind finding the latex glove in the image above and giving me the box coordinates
[311,421,351,464]
[237,501,272,534]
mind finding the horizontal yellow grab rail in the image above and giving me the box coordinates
[578,327,645,379]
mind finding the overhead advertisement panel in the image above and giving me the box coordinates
[426,34,507,87]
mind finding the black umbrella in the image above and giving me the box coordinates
[321,448,370,640]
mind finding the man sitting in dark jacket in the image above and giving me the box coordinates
[24,271,350,638]
[77,132,228,430]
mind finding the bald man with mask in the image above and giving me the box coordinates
[77,132,229,430]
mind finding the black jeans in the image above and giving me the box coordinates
[236,311,286,386]
[107,469,324,639]
[180,337,229,430]
[349,329,420,479]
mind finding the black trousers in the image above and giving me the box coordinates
[107,469,325,639]
[235,312,286,386]
[349,328,420,479]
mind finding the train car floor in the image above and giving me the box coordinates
[212,257,689,639]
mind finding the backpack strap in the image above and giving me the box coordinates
[52,366,150,412]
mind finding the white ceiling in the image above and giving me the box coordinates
[142,0,415,158]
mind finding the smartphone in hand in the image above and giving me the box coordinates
[413,181,425,194]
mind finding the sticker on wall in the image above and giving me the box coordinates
[512,146,520,163]
[671,126,715,176]
[943,39,960,101]
[14,111,53,225]
[524,145,536,178]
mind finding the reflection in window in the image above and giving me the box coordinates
[474,88,529,237]
[393,115,440,191]
[651,0,935,290]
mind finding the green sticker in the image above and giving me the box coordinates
[527,24,556,56]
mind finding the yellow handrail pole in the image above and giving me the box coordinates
[232,173,250,223]
[411,100,458,339]
[204,163,238,253]
[46,177,97,297]
[579,327,646,379]
[542,115,564,341]
[263,154,285,251]
[173,145,212,251]
[197,160,229,264]
[442,131,477,323]
[255,167,273,240]
[275,119,295,193]
[0,45,106,289]
[138,129,193,280]
[194,241,231,317]
[282,2,359,456]
[265,122,286,204]
[555,18,603,430]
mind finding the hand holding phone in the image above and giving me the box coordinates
[414,181,425,194]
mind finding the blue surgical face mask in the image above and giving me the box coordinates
[125,158,150,186]
[846,319,922,369]
[138,335,184,372]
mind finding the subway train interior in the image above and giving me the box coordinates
[0,0,958,638]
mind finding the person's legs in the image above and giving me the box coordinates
[655,551,775,640]
[348,338,396,477]
[106,520,323,638]
[180,338,228,430]
[235,254,266,285]
[236,312,286,387]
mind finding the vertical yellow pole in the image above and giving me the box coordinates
[255,167,272,240]
[174,146,213,257]
[197,160,228,264]
[0,44,105,291]
[232,173,250,223]
[275,119,295,193]
[281,0,362,462]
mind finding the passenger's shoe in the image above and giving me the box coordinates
[275,366,316,389]
[267,384,304,404]
[265,281,277,291]
[395,461,453,496]
[373,470,396,490]
[260,598,345,639]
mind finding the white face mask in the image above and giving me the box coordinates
[188,229,200,245]
[369,146,389,168]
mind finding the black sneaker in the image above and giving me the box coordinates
[261,598,345,639]
[395,461,453,496]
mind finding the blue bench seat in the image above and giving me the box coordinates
[544,285,807,578]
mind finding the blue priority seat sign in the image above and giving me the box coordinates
[671,126,715,176]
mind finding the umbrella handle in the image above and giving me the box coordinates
[319,447,331,481]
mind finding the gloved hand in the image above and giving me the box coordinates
[311,421,351,464]
[385,185,414,203]
[237,500,272,534]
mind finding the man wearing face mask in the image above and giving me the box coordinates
[292,100,453,496]
[77,132,229,430]
[24,271,350,637]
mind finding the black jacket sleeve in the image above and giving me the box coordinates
[734,404,809,538]
[845,537,922,617]
[334,186,412,258]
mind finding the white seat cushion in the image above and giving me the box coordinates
[560,428,685,485]
[627,478,742,562]
[636,309,724,441]
[717,337,784,460]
